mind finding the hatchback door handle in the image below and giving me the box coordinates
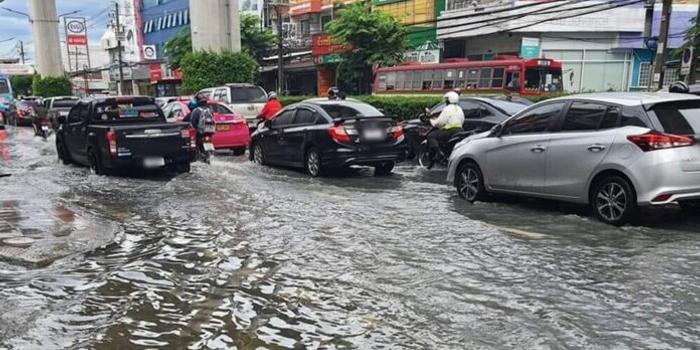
[587,144,606,152]
[531,145,547,153]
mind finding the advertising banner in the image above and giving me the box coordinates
[64,17,88,46]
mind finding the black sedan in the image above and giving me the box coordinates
[249,100,407,177]
[403,97,527,159]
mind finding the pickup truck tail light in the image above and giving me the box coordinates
[183,127,196,149]
[106,129,117,157]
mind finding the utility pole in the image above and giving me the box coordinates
[18,41,24,64]
[271,3,286,94]
[115,2,125,95]
[652,0,672,90]
[690,0,700,84]
[643,0,654,39]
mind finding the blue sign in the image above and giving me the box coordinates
[520,37,540,59]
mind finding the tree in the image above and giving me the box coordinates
[164,27,192,70]
[32,75,72,97]
[164,15,275,69]
[326,1,408,94]
[240,14,277,62]
[181,51,259,93]
[10,75,33,97]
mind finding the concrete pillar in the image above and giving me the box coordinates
[27,0,64,76]
[229,0,241,52]
[190,0,231,52]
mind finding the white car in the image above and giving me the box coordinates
[447,92,700,225]
[201,84,267,129]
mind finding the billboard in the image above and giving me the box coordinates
[64,17,88,46]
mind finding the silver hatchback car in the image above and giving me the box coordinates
[447,93,700,225]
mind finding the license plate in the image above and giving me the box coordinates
[203,142,215,151]
[143,157,165,168]
[41,126,49,131]
[216,124,230,131]
[363,129,385,140]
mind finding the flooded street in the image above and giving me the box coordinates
[2,126,700,349]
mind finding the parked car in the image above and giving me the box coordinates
[45,96,79,129]
[404,97,527,159]
[162,100,250,154]
[8,100,37,126]
[249,99,407,177]
[202,84,267,129]
[55,96,195,175]
[448,92,700,225]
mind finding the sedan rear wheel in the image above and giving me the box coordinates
[306,148,323,177]
[455,161,486,202]
[592,176,637,226]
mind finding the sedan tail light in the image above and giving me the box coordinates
[106,129,118,157]
[388,125,404,139]
[627,131,694,152]
[328,125,351,143]
[183,127,196,149]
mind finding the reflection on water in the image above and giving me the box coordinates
[1,128,700,349]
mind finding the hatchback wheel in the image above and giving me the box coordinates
[455,161,486,202]
[252,143,265,165]
[592,176,637,226]
[306,148,324,177]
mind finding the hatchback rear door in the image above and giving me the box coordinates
[650,100,700,173]
[544,101,621,199]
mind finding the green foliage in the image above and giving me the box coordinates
[241,14,276,62]
[278,95,311,106]
[164,26,192,70]
[326,1,408,94]
[10,75,33,97]
[32,75,72,97]
[180,51,259,94]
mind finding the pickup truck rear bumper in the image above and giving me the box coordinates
[102,152,195,172]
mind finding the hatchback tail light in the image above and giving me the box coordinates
[328,125,351,143]
[183,127,196,149]
[627,131,694,152]
[106,129,118,157]
[389,125,404,139]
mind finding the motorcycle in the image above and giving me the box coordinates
[33,118,52,140]
[417,128,474,169]
[197,125,216,164]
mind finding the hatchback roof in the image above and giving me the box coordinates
[548,92,700,106]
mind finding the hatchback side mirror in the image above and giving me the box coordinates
[490,124,504,137]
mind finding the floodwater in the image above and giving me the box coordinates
[1,127,700,349]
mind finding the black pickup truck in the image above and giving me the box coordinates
[55,96,195,175]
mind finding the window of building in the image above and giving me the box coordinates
[301,20,310,37]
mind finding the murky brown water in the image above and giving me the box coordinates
[2,127,700,349]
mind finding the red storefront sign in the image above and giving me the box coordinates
[67,35,87,46]
[311,33,350,56]
[149,64,162,83]
[289,0,322,16]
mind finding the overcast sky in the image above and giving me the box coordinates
[0,0,112,63]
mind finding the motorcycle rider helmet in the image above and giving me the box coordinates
[669,81,689,94]
[268,92,278,100]
[194,93,208,107]
[327,87,340,100]
[444,91,459,104]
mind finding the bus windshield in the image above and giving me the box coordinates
[0,79,9,94]
[524,68,562,93]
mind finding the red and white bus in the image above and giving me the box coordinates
[373,56,563,96]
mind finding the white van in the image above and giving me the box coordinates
[203,84,267,128]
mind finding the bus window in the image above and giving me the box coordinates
[456,70,466,89]
[506,72,520,91]
[422,70,433,90]
[412,71,422,90]
[386,72,396,90]
[525,68,562,92]
[444,69,456,90]
[492,68,505,88]
[432,70,444,90]
[396,71,405,90]
[479,68,492,88]
[377,73,387,90]
[466,69,480,89]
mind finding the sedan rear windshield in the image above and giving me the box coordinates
[651,101,700,135]
[93,100,163,122]
[53,99,78,108]
[230,86,267,103]
[319,103,384,119]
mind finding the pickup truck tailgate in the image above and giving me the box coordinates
[115,124,190,157]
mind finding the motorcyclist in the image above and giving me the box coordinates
[669,81,690,94]
[427,91,464,160]
[328,87,340,100]
[187,93,208,131]
[257,92,282,121]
